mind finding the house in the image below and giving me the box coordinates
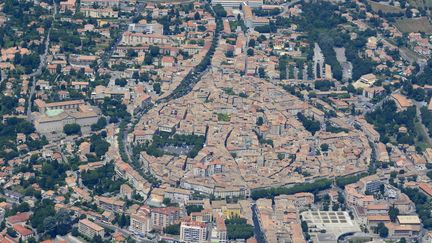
[6,212,30,227]
[13,225,34,241]
[120,184,133,200]
[391,93,413,110]
[161,56,175,67]
[95,196,125,212]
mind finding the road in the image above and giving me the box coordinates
[26,4,56,121]
[251,203,266,243]
[415,101,432,146]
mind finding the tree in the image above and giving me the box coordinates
[144,55,153,65]
[256,117,264,126]
[164,224,180,235]
[6,228,17,237]
[153,83,161,94]
[56,64,61,74]
[388,205,399,222]
[320,143,329,152]
[225,50,234,58]
[63,124,81,135]
[115,78,127,87]
[186,205,203,215]
[258,67,265,78]
[247,48,254,56]
[194,12,201,20]
[225,217,254,240]
[149,45,160,57]
[377,222,388,238]
[248,39,256,48]
[91,117,107,131]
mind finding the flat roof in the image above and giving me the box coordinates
[397,215,421,225]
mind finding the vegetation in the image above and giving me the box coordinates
[225,217,254,240]
[63,124,81,135]
[297,112,320,135]
[100,97,131,123]
[251,178,332,200]
[186,205,203,215]
[217,113,231,122]
[336,173,369,188]
[81,163,126,195]
[253,7,282,16]
[366,100,417,144]
[314,80,334,91]
[163,224,180,235]
[158,3,223,103]
[143,131,205,158]
[0,118,47,160]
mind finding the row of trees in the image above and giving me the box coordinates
[158,3,223,103]
[250,178,332,200]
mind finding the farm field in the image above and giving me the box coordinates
[368,0,403,13]
[396,17,432,33]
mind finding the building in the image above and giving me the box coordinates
[80,0,119,8]
[13,225,34,241]
[353,73,377,89]
[129,207,151,236]
[151,207,183,230]
[128,23,163,35]
[33,99,99,135]
[345,184,374,208]
[180,220,208,242]
[391,93,413,110]
[95,196,125,212]
[211,216,227,243]
[121,32,170,46]
[164,187,192,205]
[211,0,263,8]
[359,175,384,194]
[81,8,118,18]
[78,219,105,239]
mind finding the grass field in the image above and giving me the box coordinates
[396,17,432,33]
[368,0,403,13]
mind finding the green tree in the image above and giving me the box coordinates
[63,124,81,135]
[388,205,399,222]
[377,222,388,238]
[320,143,329,151]
[164,224,180,235]
[256,117,264,126]
[153,83,161,94]
[247,48,254,56]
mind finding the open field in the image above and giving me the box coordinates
[368,0,403,13]
[396,17,432,33]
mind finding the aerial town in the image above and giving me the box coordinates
[2,0,432,242]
